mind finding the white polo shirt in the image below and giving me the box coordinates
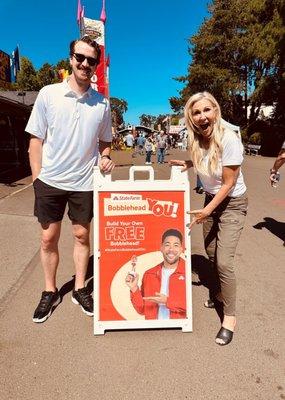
[25,80,112,191]
[198,128,247,197]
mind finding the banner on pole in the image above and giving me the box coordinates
[82,17,106,96]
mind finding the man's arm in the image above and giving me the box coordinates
[271,148,285,173]
[144,289,186,313]
[28,135,43,181]
[166,288,186,313]
[98,140,115,173]
[270,147,285,186]
[125,272,145,315]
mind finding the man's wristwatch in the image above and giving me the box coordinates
[270,169,279,174]
[101,155,112,160]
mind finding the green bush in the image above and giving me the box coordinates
[249,132,262,145]
[241,129,248,143]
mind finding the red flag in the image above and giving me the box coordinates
[77,0,83,26]
[100,0,107,24]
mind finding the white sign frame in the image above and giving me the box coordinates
[93,166,192,335]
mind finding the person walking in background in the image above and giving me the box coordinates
[145,135,153,164]
[136,133,146,155]
[124,132,134,149]
[181,133,188,151]
[156,130,168,164]
[269,139,285,187]
[171,91,248,346]
[26,36,114,323]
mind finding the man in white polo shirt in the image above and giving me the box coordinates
[26,36,114,323]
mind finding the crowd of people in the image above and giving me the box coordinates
[26,35,283,347]
[112,129,188,165]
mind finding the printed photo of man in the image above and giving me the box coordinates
[125,229,186,319]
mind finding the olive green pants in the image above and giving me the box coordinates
[203,192,248,316]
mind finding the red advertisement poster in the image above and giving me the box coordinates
[98,190,187,322]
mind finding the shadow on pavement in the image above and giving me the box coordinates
[0,166,31,184]
[58,256,94,299]
[58,254,225,321]
[253,217,285,244]
[191,253,224,322]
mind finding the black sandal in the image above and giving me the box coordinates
[215,327,234,346]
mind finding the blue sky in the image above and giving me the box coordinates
[1,0,209,124]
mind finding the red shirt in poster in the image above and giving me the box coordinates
[130,259,186,319]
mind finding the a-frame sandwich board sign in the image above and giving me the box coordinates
[93,166,192,335]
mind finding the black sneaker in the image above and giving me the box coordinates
[32,289,61,323]
[72,287,93,316]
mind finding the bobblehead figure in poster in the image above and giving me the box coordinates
[98,190,188,322]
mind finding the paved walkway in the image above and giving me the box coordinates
[0,150,284,400]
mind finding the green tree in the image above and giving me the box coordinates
[170,0,284,129]
[55,58,72,81]
[56,58,71,72]
[154,114,169,131]
[110,97,128,131]
[139,114,157,128]
[37,63,57,87]
[16,57,40,91]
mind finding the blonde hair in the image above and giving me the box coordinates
[184,91,224,176]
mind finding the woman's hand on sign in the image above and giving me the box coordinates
[125,272,139,292]
[169,159,193,171]
[143,292,167,305]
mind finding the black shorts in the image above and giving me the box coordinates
[33,179,93,224]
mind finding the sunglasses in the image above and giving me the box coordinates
[72,52,98,66]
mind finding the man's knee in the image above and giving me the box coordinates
[73,226,90,245]
[41,233,59,251]
[40,223,61,251]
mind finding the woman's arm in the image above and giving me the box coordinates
[169,159,193,171]
[189,165,240,228]
[204,165,240,214]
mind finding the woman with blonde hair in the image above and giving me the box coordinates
[171,91,248,345]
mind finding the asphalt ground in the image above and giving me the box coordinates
[0,149,284,400]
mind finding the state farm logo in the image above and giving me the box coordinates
[110,193,142,201]
[104,196,179,218]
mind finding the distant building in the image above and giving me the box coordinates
[0,91,38,179]
[117,125,156,137]
[247,104,275,120]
